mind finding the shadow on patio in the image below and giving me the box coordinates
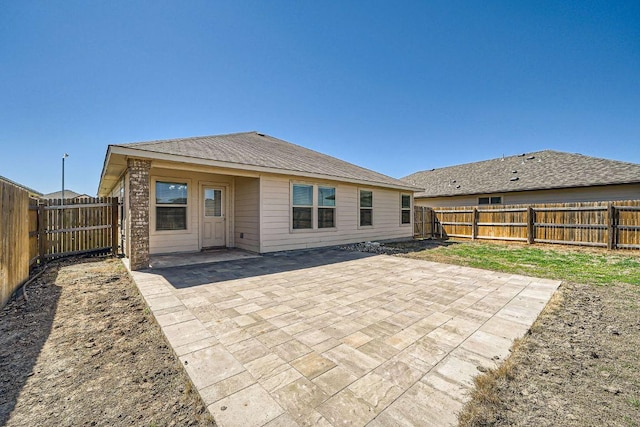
[147,248,378,289]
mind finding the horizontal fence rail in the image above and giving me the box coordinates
[415,200,640,250]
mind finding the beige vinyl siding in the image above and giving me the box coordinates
[149,168,234,254]
[234,177,260,252]
[415,183,640,208]
[260,175,412,252]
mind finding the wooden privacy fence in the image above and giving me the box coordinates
[414,206,437,240]
[415,200,640,250]
[29,197,119,264]
[1,181,30,308]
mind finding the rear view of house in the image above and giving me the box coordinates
[98,132,419,269]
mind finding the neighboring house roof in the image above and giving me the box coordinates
[99,131,420,194]
[43,190,90,199]
[0,175,42,197]
[404,150,640,198]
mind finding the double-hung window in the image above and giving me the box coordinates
[292,183,337,230]
[401,194,411,224]
[156,181,188,230]
[359,190,373,227]
[292,184,313,229]
[317,186,336,228]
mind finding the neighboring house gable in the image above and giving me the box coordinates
[404,150,640,207]
[98,131,421,269]
[42,190,92,200]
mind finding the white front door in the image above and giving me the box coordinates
[202,187,225,248]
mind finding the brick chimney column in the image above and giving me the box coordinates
[127,158,151,270]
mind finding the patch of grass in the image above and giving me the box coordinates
[404,241,640,286]
[458,340,521,426]
[627,397,640,409]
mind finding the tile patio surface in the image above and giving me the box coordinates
[128,248,560,427]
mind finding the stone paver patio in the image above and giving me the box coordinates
[128,248,560,427]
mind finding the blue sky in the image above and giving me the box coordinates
[1,1,639,196]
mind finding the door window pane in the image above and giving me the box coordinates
[205,189,222,217]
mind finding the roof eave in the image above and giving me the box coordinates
[107,145,422,192]
[97,145,114,196]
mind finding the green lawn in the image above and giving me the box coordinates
[404,241,640,286]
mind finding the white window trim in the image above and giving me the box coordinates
[358,188,374,229]
[151,177,192,234]
[290,181,338,233]
[400,193,412,226]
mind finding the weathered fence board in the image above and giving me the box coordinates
[416,200,640,250]
[1,181,30,308]
[37,197,119,261]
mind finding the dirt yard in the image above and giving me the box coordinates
[0,256,215,426]
[458,280,640,427]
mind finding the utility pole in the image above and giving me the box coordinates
[62,153,69,205]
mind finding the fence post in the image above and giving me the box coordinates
[111,197,119,256]
[431,208,436,239]
[527,206,535,244]
[37,203,46,263]
[607,202,616,250]
[472,207,478,240]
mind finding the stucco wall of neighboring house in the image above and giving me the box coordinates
[415,183,640,207]
[259,174,413,253]
[234,176,260,253]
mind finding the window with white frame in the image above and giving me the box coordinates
[155,181,188,230]
[292,183,337,230]
[359,190,373,227]
[401,194,411,224]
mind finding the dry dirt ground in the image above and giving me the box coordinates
[458,280,640,427]
[0,256,215,427]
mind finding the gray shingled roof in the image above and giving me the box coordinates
[403,150,640,198]
[115,131,418,190]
